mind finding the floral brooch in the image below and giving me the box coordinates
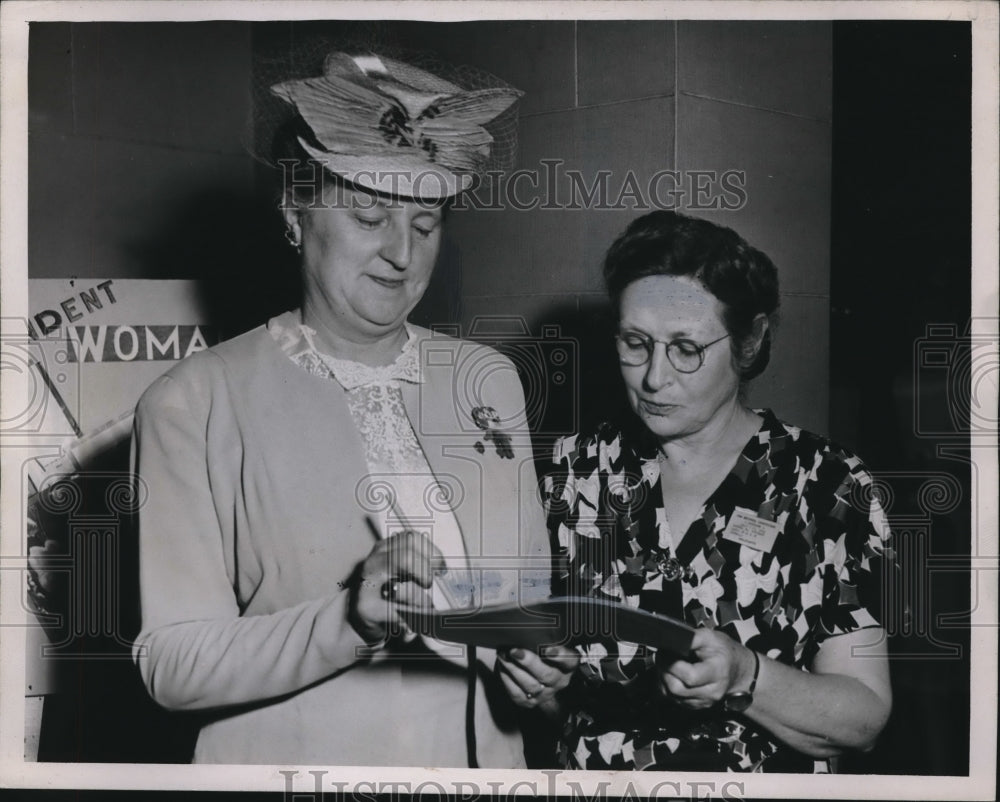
[471,406,514,459]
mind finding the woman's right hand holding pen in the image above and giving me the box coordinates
[349,530,444,644]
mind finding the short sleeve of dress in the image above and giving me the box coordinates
[804,445,896,656]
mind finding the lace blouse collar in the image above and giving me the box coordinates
[268,310,423,389]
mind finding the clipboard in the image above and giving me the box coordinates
[399,596,696,658]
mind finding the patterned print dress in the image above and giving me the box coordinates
[543,409,894,772]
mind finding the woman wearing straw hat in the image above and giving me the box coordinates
[131,51,549,767]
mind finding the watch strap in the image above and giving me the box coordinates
[722,649,760,712]
[746,649,760,695]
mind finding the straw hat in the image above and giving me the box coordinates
[270,52,523,201]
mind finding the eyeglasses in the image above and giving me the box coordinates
[615,331,731,373]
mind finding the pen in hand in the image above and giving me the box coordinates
[380,504,457,610]
[363,514,432,641]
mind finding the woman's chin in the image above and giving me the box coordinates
[363,315,408,333]
[638,411,685,440]
[373,294,422,320]
[354,304,411,333]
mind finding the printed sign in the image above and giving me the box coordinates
[27,279,219,435]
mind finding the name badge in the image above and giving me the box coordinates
[722,507,780,552]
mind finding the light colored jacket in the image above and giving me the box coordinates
[132,316,550,766]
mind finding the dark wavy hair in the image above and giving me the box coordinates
[603,210,780,381]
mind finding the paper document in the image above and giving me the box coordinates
[400,596,695,657]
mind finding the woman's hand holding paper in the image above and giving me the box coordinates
[496,644,580,717]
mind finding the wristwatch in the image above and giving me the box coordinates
[722,649,760,713]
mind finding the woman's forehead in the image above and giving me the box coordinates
[302,183,443,225]
[621,275,719,317]
[321,182,444,217]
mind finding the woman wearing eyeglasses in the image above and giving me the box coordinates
[497,210,893,772]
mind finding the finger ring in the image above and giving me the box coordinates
[525,691,534,699]
[381,581,400,600]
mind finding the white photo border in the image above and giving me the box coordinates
[1,1,997,798]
